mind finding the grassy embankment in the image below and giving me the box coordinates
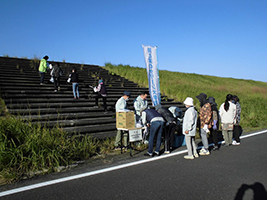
[104,63,267,131]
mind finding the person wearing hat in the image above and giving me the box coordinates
[208,97,220,150]
[38,55,49,85]
[155,104,176,154]
[182,97,198,159]
[114,91,131,150]
[196,93,212,155]
[93,79,108,112]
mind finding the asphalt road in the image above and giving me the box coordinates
[1,130,267,200]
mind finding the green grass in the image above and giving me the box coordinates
[0,97,119,185]
[104,63,267,130]
[0,116,101,185]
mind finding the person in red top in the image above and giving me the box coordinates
[196,93,212,155]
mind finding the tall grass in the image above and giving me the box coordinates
[0,115,106,185]
[104,63,267,130]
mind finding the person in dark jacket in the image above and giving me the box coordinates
[93,79,108,112]
[232,95,242,145]
[70,68,79,99]
[155,104,176,154]
[208,97,220,150]
[51,63,62,92]
[141,108,165,157]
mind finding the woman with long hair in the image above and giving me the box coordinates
[219,94,237,146]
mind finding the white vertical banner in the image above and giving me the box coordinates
[142,45,161,106]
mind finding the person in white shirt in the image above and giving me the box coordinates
[219,94,237,146]
[114,91,131,150]
[182,97,198,159]
[134,91,149,122]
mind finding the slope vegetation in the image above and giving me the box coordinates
[104,63,267,130]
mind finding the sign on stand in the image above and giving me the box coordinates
[129,129,142,142]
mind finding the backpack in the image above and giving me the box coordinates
[52,65,60,77]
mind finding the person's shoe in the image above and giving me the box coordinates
[58,86,60,91]
[40,83,45,85]
[184,155,194,159]
[194,153,199,158]
[54,90,58,93]
[232,140,240,146]
[154,151,160,156]
[199,149,210,156]
[144,152,153,157]
[212,145,219,151]
[123,146,129,150]
[113,146,121,151]
[164,151,170,154]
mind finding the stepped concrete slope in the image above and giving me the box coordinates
[0,57,185,138]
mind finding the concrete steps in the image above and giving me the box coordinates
[0,57,185,138]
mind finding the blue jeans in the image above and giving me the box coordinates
[201,128,209,149]
[72,83,79,98]
[148,121,164,154]
[39,72,45,83]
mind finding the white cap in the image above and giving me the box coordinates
[183,97,194,106]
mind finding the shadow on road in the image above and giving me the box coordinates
[234,182,267,200]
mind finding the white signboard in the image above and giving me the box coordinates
[129,129,142,142]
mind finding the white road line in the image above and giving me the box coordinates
[0,129,266,197]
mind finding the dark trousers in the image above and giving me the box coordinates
[95,93,107,111]
[148,121,164,154]
[53,76,60,90]
[210,129,219,146]
[40,72,45,83]
[165,122,176,151]
[233,125,242,142]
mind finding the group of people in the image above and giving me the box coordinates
[114,91,242,159]
[38,55,80,98]
[38,55,108,105]
[114,91,183,156]
[181,93,241,159]
[39,55,63,92]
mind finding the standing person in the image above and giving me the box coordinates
[182,97,198,159]
[155,104,176,154]
[70,68,79,99]
[208,97,220,151]
[134,91,149,122]
[196,93,212,156]
[219,94,237,146]
[142,108,165,157]
[38,55,49,85]
[94,80,108,112]
[232,95,242,145]
[114,91,131,150]
[51,63,61,92]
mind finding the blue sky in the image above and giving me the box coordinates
[1,0,267,82]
